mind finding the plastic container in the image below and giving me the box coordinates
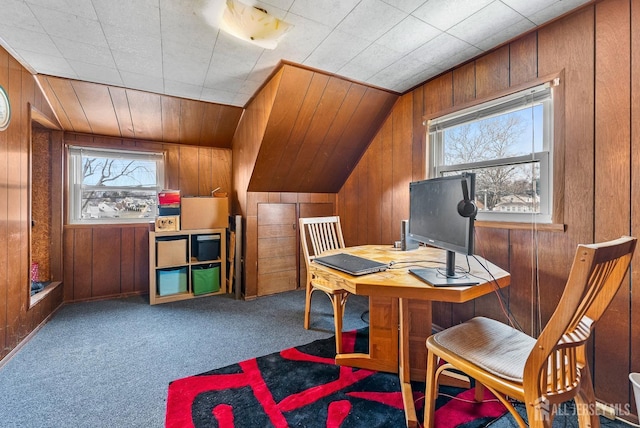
[192,264,220,295]
[194,234,220,261]
[630,373,640,416]
[157,267,187,296]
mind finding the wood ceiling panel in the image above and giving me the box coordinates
[284,76,352,192]
[126,90,163,141]
[248,63,399,193]
[179,98,206,146]
[34,75,242,148]
[249,65,314,190]
[161,96,181,143]
[45,77,91,133]
[303,83,367,192]
[108,86,135,139]
[270,72,330,190]
[72,80,119,137]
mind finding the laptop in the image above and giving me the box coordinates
[313,253,389,276]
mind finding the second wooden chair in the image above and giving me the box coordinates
[299,216,350,353]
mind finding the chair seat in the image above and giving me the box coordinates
[430,317,536,383]
[310,278,349,295]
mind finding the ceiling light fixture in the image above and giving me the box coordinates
[219,0,293,50]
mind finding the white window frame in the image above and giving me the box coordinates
[428,83,554,224]
[67,146,165,224]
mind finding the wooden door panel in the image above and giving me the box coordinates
[257,203,297,296]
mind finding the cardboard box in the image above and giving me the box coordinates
[181,197,229,230]
[158,190,180,205]
[155,216,180,232]
[156,238,187,267]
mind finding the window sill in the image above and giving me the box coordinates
[29,281,62,308]
[475,221,565,232]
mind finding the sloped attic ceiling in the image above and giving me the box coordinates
[36,75,243,147]
[247,63,398,193]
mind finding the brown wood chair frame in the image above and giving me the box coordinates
[299,216,350,353]
[423,236,637,428]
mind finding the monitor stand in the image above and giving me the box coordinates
[408,250,479,287]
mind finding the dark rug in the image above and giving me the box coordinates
[166,329,507,427]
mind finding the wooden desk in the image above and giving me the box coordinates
[308,245,511,428]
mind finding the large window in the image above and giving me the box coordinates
[68,146,165,224]
[428,83,554,223]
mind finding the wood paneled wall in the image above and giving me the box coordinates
[62,133,232,302]
[0,47,63,362]
[338,0,640,414]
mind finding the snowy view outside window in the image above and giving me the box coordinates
[429,84,553,223]
[68,147,164,223]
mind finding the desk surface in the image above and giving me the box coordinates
[309,245,510,301]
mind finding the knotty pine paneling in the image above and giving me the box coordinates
[0,45,63,362]
[338,0,640,415]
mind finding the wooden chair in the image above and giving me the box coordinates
[423,236,637,428]
[299,216,350,353]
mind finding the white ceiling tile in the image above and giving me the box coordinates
[161,10,219,47]
[164,79,203,100]
[111,49,163,78]
[410,32,476,66]
[474,18,535,51]
[289,0,360,28]
[337,43,403,82]
[336,0,406,42]
[52,37,116,68]
[201,85,243,105]
[525,0,592,25]
[26,0,98,20]
[303,29,370,73]
[0,0,45,32]
[17,50,76,77]
[203,70,246,92]
[412,0,493,31]
[448,2,523,46]
[0,0,593,107]
[0,25,58,54]
[28,5,107,47]
[92,0,161,35]
[376,15,441,53]
[380,0,429,13]
[102,24,162,57]
[120,70,164,93]
[67,60,122,86]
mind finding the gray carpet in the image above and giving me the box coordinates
[0,289,370,428]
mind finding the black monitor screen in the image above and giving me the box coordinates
[408,173,475,257]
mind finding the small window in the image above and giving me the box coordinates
[68,146,165,224]
[428,83,553,223]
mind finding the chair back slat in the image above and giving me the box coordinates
[300,216,345,260]
[526,236,636,401]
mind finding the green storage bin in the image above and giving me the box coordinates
[157,267,187,296]
[192,264,220,295]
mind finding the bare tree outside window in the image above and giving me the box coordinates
[440,111,542,214]
[80,156,158,220]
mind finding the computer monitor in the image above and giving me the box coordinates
[408,173,476,286]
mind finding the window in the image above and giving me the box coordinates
[68,146,165,224]
[428,83,554,223]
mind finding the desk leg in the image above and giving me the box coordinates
[335,295,398,373]
[399,298,418,428]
